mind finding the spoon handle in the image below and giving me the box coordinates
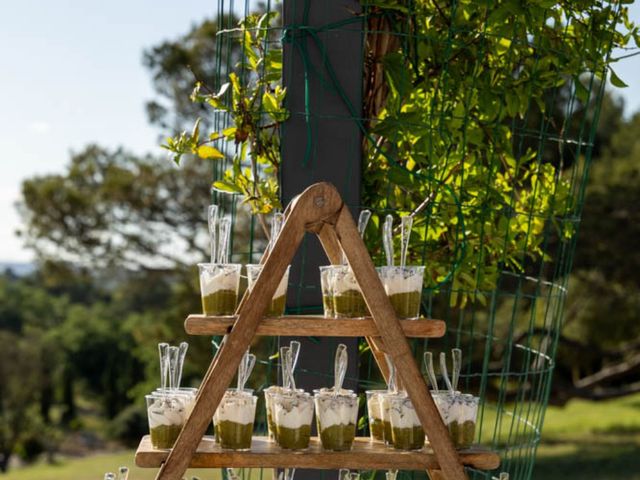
[280,346,291,389]
[400,215,413,268]
[168,346,179,391]
[383,215,394,267]
[452,348,462,391]
[439,352,454,393]
[423,351,438,393]
[208,205,219,264]
[384,354,397,393]
[176,342,189,390]
[334,344,348,392]
[158,343,169,391]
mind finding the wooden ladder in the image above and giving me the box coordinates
[135,182,500,480]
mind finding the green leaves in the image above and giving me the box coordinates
[609,68,628,88]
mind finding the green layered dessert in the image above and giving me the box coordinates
[391,425,425,450]
[388,291,422,319]
[317,423,356,451]
[217,420,254,450]
[277,424,312,450]
[201,289,238,315]
[214,391,257,451]
[314,389,358,451]
[146,396,187,450]
[247,264,290,317]
[377,266,425,319]
[149,424,182,449]
[333,290,368,318]
[432,392,479,449]
[387,393,424,451]
[322,294,334,318]
[369,418,385,442]
[198,263,241,316]
[448,420,476,449]
[273,391,314,450]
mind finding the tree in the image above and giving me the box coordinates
[19,146,214,270]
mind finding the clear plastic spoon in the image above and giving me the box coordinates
[384,353,397,393]
[208,204,219,264]
[226,468,240,480]
[217,216,231,264]
[451,348,462,392]
[333,343,348,395]
[339,469,351,480]
[158,343,169,391]
[267,212,285,256]
[104,474,115,480]
[386,471,398,480]
[439,352,454,393]
[423,351,438,393]
[383,214,394,267]
[237,350,256,392]
[280,346,291,389]
[175,342,189,390]
[168,346,179,391]
[288,341,301,390]
[400,215,413,268]
[343,210,372,264]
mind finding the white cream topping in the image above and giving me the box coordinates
[433,393,478,424]
[147,398,186,428]
[332,268,362,295]
[314,392,358,428]
[200,266,239,296]
[274,393,314,429]
[247,265,289,298]
[378,267,424,296]
[387,395,422,428]
[215,392,257,425]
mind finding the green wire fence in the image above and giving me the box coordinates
[190,1,632,478]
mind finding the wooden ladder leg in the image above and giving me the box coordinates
[334,207,468,480]
[317,221,391,381]
[154,183,343,480]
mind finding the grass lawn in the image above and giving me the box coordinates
[533,393,640,479]
[3,394,639,479]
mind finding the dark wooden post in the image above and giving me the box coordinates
[281,2,363,478]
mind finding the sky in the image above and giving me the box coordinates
[1,1,639,263]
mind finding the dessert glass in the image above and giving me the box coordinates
[314,388,358,451]
[198,263,242,315]
[246,264,291,317]
[433,392,479,449]
[386,393,425,450]
[319,266,335,318]
[377,266,425,319]
[365,390,387,443]
[213,389,257,450]
[273,390,314,450]
[146,393,188,449]
[327,266,368,318]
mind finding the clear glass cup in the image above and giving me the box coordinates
[376,266,425,319]
[319,266,335,318]
[273,390,314,450]
[365,390,387,443]
[146,393,188,449]
[327,265,369,318]
[433,392,479,449]
[264,385,283,441]
[380,392,394,446]
[198,263,242,316]
[213,389,257,450]
[246,264,291,317]
[314,388,358,451]
[386,392,425,450]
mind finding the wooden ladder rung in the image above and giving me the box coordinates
[184,315,446,338]
[135,436,501,471]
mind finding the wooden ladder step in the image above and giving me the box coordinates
[184,315,446,338]
[135,436,500,471]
